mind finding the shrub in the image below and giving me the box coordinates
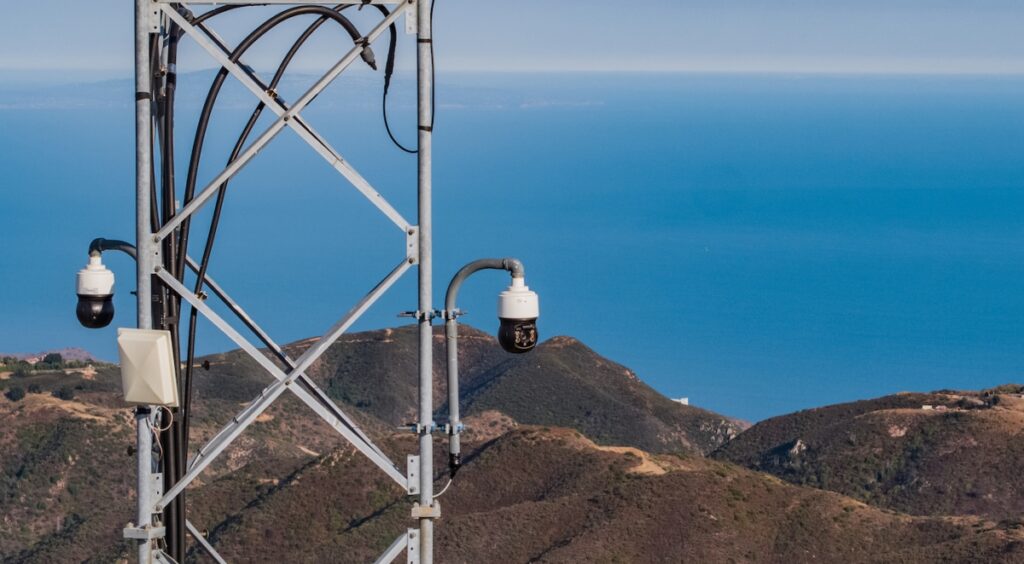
[42,353,64,367]
[52,386,75,401]
[5,386,26,402]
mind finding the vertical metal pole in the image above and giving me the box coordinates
[135,0,154,331]
[446,319,460,466]
[134,0,157,562]
[416,0,435,561]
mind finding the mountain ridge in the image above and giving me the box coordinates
[713,386,1024,521]
[3,328,1024,562]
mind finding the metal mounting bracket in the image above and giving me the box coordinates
[152,472,164,499]
[410,501,440,519]
[406,529,420,564]
[146,2,160,33]
[443,423,465,435]
[406,226,420,264]
[404,1,417,35]
[407,455,420,495]
[398,310,436,321]
[442,309,465,320]
[124,524,167,540]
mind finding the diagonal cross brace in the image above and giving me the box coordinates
[185,256,391,461]
[155,261,410,509]
[373,530,411,564]
[185,520,226,564]
[155,3,412,241]
[154,259,412,510]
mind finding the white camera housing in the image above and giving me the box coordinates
[77,255,115,295]
[76,255,116,328]
[497,277,540,353]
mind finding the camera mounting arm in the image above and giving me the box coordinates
[89,238,138,260]
[443,258,525,313]
[442,258,539,475]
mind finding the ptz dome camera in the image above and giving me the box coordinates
[76,254,115,329]
[497,277,539,353]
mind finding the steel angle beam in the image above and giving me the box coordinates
[155,4,411,241]
[373,531,410,564]
[185,520,226,564]
[184,256,390,461]
[153,260,412,510]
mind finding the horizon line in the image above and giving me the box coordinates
[3,66,1024,82]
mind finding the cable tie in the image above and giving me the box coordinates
[136,92,152,101]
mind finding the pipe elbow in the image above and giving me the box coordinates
[502,258,525,279]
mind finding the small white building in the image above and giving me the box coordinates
[673,397,689,406]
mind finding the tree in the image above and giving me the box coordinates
[4,386,26,402]
[42,353,64,368]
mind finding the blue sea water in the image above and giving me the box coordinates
[1,72,1022,422]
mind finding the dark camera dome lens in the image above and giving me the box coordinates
[76,294,114,329]
[498,318,538,354]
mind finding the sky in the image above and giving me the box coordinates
[1,1,1023,75]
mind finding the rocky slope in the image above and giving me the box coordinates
[4,332,1024,563]
[713,386,1024,521]
[195,325,744,456]
[188,427,1024,563]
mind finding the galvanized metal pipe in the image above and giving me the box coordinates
[442,259,525,468]
[416,0,435,560]
[134,0,157,561]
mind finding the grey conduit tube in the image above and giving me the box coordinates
[89,238,138,260]
[443,258,525,473]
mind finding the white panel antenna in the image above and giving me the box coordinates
[117,328,180,407]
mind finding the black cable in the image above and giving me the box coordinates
[168,27,191,563]
[148,23,181,560]
[178,7,377,456]
[181,9,403,473]
[155,17,189,560]
[176,5,372,289]
[174,7,433,511]
[181,3,374,280]
[178,2,382,294]
[382,10,414,153]
[183,9,345,395]
[383,0,437,153]
[164,10,439,552]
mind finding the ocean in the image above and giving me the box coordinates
[1,71,1022,421]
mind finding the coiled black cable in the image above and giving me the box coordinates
[177,6,385,465]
